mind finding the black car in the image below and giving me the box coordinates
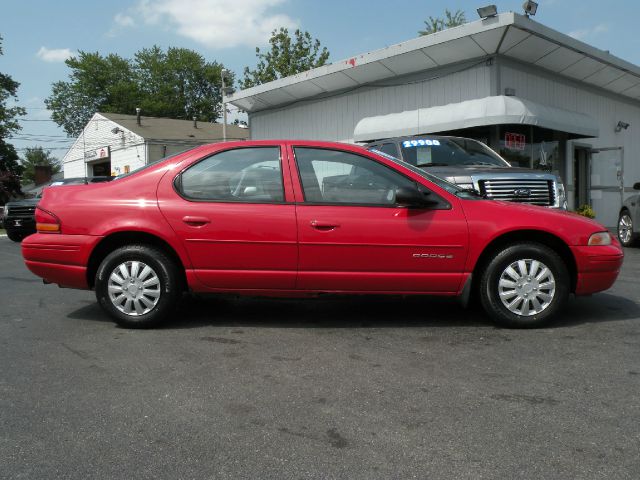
[3,177,113,242]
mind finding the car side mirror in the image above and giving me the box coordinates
[633,182,640,191]
[395,186,438,208]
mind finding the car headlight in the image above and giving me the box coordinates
[456,183,474,190]
[588,232,612,246]
[3,205,8,217]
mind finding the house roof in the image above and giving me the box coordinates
[226,12,640,113]
[99,112,250,142]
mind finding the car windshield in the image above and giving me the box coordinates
[400,137,509,167]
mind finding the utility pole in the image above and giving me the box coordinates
[221,69,231,142]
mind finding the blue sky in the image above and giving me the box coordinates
[1,0,638,157]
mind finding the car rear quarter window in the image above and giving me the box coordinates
[178,147,284,203]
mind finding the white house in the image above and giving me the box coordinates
[62,112,249,178]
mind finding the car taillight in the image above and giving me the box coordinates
[35,207,61,233]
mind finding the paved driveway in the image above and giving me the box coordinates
[1,238,639,479]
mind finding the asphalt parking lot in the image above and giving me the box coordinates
[1,237,639,479]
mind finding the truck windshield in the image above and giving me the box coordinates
[400,137,509,168]
[369,148,483,199]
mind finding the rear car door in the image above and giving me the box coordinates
[157,145,298,290]
[288,146,469,293]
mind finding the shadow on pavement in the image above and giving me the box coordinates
[66,291,640,330]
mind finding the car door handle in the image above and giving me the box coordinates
[310,220,340,230]
[182,216,211,227]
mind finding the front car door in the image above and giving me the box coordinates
[288,145,469,293]
[157,144,298,290]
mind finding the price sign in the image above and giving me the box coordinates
[505,132,526,151]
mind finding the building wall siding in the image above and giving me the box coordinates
[499,62,640,192]
[250,62,492,143]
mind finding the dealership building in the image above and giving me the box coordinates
[62,112,249,178]
[226,12,640,228]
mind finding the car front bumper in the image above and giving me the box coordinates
[571,245,624,295]
[4,218,36,237]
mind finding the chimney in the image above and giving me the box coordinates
[136,107,141,126]
[34,165,53,186]
[193,116,198,128]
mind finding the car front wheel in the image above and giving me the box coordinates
[95,245,181,328]
[479,243,570,328]
[618,210,638,247]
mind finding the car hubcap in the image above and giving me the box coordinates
[619,214,633,244]
[498,259,556,317]
[107,261,161,316]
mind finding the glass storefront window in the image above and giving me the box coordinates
[416,125,568,183]
[498,125,532,168]
[497,126,566,180]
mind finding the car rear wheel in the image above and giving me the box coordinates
[95,245,181,328]
[618,210,638,247]
[479,243,569,328]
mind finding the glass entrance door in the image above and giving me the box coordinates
[590,147,623,229]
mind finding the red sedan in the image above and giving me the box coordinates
[22,140,623,328]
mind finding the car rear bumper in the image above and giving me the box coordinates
[571,245,624,295]
[22,234,101,289]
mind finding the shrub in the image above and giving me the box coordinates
[575,204,596,219]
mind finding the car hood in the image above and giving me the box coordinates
[5,198,39,207]
[419,165,558,180]
[461,198,611,245]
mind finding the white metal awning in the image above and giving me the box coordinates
[226,12,640,113]
[353,95,599,142]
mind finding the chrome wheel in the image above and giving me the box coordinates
[619,213,633,245]
[498,259,556,317]
[107,261,161,316]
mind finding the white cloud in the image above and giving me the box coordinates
[107,12,136,37]
[114,13,135,27]
[36,47,75,62]
[569,23,609,40]
[132,0,298,48]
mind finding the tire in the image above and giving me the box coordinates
[95,244,181,328]
[479,243,570,328]
[618,210,638,247]
[6,231,24,242]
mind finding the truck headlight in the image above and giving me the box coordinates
[556,182,567,209]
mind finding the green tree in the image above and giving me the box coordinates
[45,46,226,137]
[135,46,225,123]
[418,9,467,36]
[45,52,138,137]
[241,28,330,89]
[20,147,60,184]
[0,34,26,203]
